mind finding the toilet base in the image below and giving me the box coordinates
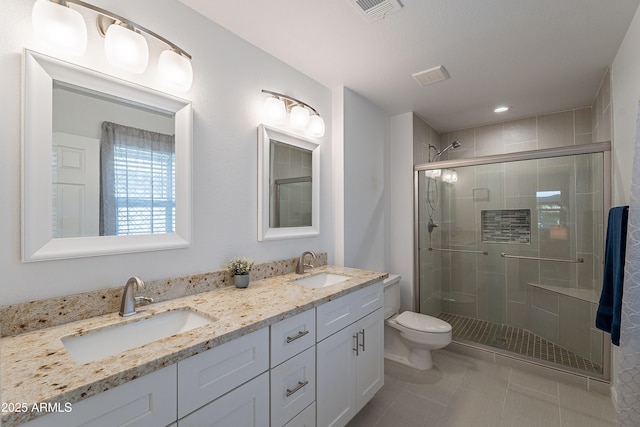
[384,348,433,370]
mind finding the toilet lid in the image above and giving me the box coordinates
[396,311,452,333]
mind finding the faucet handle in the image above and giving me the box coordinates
[135,296,154,306]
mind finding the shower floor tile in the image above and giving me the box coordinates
[437,312,603,375]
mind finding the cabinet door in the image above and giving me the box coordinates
[22,364,177,427]
[316,326,357,427]
[355,308,384,409]
[178,372,269,427]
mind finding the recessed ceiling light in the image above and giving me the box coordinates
[494,105,510,113]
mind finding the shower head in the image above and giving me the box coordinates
[432,140,461,160]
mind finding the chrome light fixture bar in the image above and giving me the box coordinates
[261,89,325,137]
[32,0,193,90]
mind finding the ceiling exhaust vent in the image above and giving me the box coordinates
[349,0,404,22]
[412,65,450,86]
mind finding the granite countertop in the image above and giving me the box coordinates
[0,265,387,426]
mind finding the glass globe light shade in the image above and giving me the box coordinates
[158,50,193,91]
[32,0,87,56]
[308,114,326,137]
[424,169,441,179]
[104,24,149,74]
[264,97,286,125]
[290,105,310,131]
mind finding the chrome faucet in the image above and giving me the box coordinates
[119,276,154,317]
[296,251,317,274]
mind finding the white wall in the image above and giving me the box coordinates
[390,112,415,311]
[342,88,391,271]
[1,0,332,304]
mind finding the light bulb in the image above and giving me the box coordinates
[290,105,310,130]
[32,0,87,56]
[308,114,325,137]
[104,24,149,74]
[158,50,193,91]
[264,97,286,124]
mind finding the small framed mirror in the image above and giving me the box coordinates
[22,50,192,261]
[258,125,319,241]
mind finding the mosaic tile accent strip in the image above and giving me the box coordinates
[481,209,531,244]
[438,312,602,375]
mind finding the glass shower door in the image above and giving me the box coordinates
[417,151,605,376]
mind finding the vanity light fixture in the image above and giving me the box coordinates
[31,0,193,90]
[262,90,326,137]
[103,22,149,74]
[32,0,87,56]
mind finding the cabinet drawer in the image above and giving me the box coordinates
[178,371,269,427]
[22,364,177,427]
[271,309,316,367]
[177,328,269,418]
[270,346,316,427]
[284,402,315,427]
[316,282,383,341]
[354,280,383,319]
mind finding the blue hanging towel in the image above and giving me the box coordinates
[596,206,629,346]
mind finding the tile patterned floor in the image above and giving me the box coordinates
[347,351,616,427]
[437,312,603,375]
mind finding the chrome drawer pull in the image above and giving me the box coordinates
[286,380,309,397]
[286,330,309,343]
[359,329,365,351]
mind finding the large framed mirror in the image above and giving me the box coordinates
[258,125,319,241]
[22,50,192,261]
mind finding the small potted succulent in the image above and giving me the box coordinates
[225,257,255,288]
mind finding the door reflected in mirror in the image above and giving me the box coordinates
[52,81,176,238]
[258,125,319,241]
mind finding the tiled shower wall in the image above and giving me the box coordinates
[414,106,607,367]
[270,141,313,227]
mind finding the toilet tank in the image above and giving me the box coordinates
[383,274,401,319]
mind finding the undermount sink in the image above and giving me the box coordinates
[291,272,350,288]
[61,308,216,364]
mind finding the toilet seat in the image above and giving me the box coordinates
[396,311,452,334]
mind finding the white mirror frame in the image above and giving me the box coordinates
[22,50,192,261]
[258,124,320,241]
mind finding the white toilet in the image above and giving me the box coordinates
[383,274,452,370]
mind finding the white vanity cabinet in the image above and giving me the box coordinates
[16,278,385,427]
[316,281,384,427]
[21,364,178,427]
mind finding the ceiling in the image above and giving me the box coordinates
[179,0,640,132]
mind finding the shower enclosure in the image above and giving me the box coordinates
[414,142,611,378]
